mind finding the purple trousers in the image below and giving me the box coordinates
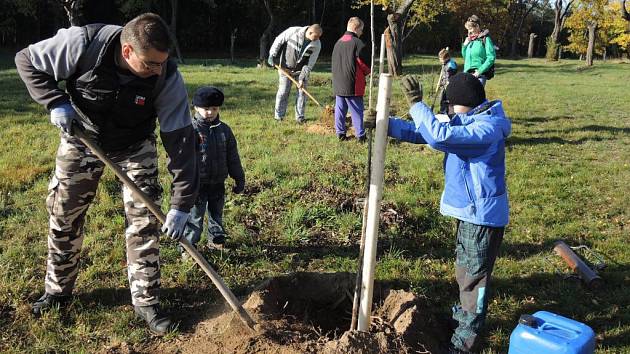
[334,96,365,138]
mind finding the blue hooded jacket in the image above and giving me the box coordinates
[388,100,511,227]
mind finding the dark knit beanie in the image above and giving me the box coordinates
[445,73,486,108]
[193,86,224,107]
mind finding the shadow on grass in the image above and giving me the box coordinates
[508,122,629,146]
[59,258,629,351]
[512,115,572,126]
[489,264,630,351]
[490,61,577,73]
[506,135,613,147]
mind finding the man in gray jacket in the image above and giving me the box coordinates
[14,13,198,335]
[268,24,322,123]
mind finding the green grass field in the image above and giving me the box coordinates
[0,53,629,353]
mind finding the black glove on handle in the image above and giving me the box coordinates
[401,75,423,105]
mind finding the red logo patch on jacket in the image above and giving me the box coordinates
[134,95,146,106]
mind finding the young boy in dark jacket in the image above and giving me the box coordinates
[182,86,245,254]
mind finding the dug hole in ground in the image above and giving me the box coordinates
[122,272,451,354]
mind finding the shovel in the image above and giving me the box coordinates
[274,64,334,125]
[274,64,324,107]
[70,116,256,331]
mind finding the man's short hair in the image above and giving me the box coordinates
[121,13,171,53]
[308,24,323,36]
[347,17,364,31]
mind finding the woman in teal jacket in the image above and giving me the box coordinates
[461,15,496,86]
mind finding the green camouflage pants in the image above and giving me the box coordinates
[45,133,162,306]
[451,220,504,352]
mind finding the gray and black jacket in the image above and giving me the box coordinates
[269,26,321,81]
[193,113,244,189]
[14,25,198,212]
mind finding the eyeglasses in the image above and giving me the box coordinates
[133,50,168,70]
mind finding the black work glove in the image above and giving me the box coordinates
[401,75,423,106]
[232,181,245,194]
[363,108,377,129]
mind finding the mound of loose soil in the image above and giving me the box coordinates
[138,272,449,354]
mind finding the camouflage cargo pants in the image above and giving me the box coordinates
[45,133,163,306]
[451,220,504,352]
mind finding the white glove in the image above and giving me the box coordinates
[161,209,189,240]
[50,103,79,135]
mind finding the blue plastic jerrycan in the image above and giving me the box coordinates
[508,311,595,354]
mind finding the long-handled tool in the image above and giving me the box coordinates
[71,115,256,331]
[274,64,323,107]
[430,69,445,112]
[431,47,449,112]
[274,64,335,127]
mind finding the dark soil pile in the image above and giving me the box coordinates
[135,272,450,353]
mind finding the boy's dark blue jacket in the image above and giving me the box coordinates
[388,100,511,227]
[192,113,244,189]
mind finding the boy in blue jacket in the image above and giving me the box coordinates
[181,87,245,255]
[366,73,510,353]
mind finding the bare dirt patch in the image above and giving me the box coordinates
[139,272,449,353]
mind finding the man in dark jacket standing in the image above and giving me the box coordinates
[14,13,198,335]
[331,17,371,141]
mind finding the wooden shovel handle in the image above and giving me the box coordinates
[275,64,322,107]
[70,113,256,331]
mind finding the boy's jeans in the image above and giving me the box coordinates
[182,183,225,249]
[451,220,504,351]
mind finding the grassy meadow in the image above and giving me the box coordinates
[0,52,629,353]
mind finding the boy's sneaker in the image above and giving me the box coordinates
[443,344,475,354]
[32,292,71,317]
[338,134,349,141]
[296,117,305,124]
[357,135,367,143]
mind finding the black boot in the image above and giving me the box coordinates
[134,304,175,336]
[32,292,71,317]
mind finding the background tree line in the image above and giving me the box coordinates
[0,0,628,67]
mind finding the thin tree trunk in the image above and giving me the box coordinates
[230,28,237,64]
[61,0,85,26]
[368,0,375,109]
[528,33,537,58]
[586,23,596,66]
[319,0,326,25]
[546,0,574,60]
[169,0,184,64]
[622,0,630,21]
[510,1,536,58]
[259,0,274,67]
[384,27,394,75]
[340,0,346,33]
[384,0,415,76]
